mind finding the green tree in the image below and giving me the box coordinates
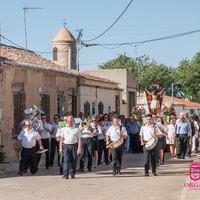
[99,54,176,95]
[177,52,200,102]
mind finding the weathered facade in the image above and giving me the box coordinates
[0,44,78,158]
[52,26,77,69]
[0,26,124,159]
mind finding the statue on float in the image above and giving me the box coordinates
[145,84,165,115]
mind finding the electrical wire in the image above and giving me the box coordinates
[83,29,200,48]
[0,34,69,54]
[82,0,134,42]
[1,28,200,54]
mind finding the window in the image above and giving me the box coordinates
[72,95,77,117]
[92,102,95,115]
[57,95,66,118]
[190,109,195,115]
[53,47,58,61]
[13,93,26,136]
[84,101,90,114]
[115,95,120,115]
[40,94,50,122]
[98,102,104,115]
[129,91,136,115]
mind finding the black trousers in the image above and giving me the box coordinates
[111,145,123,171]
[130,134,140,153]
[19,146,37,174]
[79,137,93,170]
[49,138,60,166]
[177,134,188,158]
[143,145,157,173]
[98,139,109,164]
[63,143,78,176]
[36,138,50,168]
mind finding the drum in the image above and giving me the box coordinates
[106,139,124,149]
[145,137,158,150]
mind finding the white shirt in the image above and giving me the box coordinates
[18,128,41,148]
[97,124,108,140]
[61,126,82,144]
[51,123,59,138]
[40,122,52,139]
[56,125,68,138]
[106,125,127,142]
[139,124,155,142]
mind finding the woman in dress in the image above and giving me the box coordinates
[166,117,176,159]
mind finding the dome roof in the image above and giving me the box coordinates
[52,26,75,43]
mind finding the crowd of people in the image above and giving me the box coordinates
[16,108,200,179]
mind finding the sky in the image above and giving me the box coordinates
[0,0,200,70]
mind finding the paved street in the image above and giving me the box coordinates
[0,152,200,200]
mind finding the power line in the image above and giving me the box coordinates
[82,0,134,42]
[83,28,200,48]
[1,28,200,55]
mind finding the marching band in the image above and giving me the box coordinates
[16,106,200,179]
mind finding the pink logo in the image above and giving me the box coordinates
[190,162,200,181]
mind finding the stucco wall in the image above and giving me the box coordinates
[79,85,121,115]
[80,69,137,117]
[1,64,77,158]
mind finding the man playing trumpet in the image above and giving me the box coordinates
[106,116,127,175]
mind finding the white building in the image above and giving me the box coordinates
[81,69,137,117]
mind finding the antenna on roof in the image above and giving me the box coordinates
[23,7,43,49]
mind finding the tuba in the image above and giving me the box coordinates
[23,105,44,131]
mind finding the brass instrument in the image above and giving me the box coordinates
[22,105,44,131]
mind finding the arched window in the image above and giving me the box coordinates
[84,101,90,114]
[53,47,58,61]
[98,102,104,115]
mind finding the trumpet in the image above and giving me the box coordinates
[79,122,89,130]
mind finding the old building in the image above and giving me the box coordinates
[80,69,137,117]
[52,26,77,69]
[0,44,78,158]
[78,73,122,116]
[0,26,123,158]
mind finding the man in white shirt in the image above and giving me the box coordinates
[49,114,60,167]
[36,114,52,169]
[97,119,109,165]
[17,120,44,175]
[140,114,158,176]
[59,116,82,179]
[106,116,127,175]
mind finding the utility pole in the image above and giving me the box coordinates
[75,29,83,116]
[76,29,83,72]
[134,43,140,95]
[23,7,43,49]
